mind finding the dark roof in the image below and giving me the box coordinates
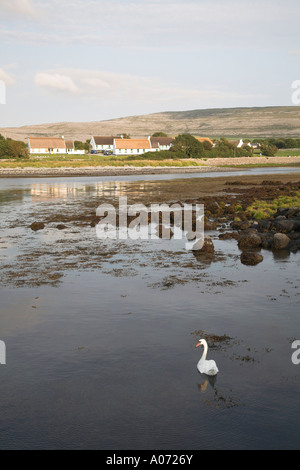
[150,137,173,148]
[65,140,74,150]
[93,136,116,145]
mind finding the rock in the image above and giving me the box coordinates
[271,219,295,234]
[239,220,252,231]
[219,232,239,240]
[257,219,272,232]
[241,252,264,266]
[260,233,274,249]
[272,233,290,251]
[56,224,67,230]
[192,236,215,253]
[204,220,217,231]
[30,222,45,231]
[238,233,262,250]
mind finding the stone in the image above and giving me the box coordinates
[241,252,264,266]
[30,222,45,231]
[272,233,290,251]
[238,233,262,250]
[192,236,215,253]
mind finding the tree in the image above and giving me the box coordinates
[261,143,278,157]
[172,134,205,157]
[0,136,28,158]
[152,132,168,137]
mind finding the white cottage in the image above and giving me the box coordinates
[113,137,159,156]
[28,137,85,155]
[28,137,66,154]
[90,136,117,153]
[150,137,173,151]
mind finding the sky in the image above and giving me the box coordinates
[0,0,299,127]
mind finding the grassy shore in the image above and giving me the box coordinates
[0,154,299,174]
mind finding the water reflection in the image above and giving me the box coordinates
[30,181,153,201]
[197,376,217,392]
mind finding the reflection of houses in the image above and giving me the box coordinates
[90,136,117,152]
[28,137,85,155]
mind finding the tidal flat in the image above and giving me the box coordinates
[0,170,300,449]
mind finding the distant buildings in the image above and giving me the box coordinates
[28,136,85,155]
[27,133,260,157]
[90,136,117,153]
[91,135,173,155]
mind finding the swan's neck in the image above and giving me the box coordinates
[200,342,208,361]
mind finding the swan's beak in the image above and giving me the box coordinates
[196,342,201,348]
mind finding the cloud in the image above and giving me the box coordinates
[0,0,36,18]
[35,73,79,94]
[34,68,263,109]
[80,78,111,90]
[0,68,16,85]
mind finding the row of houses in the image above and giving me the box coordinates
[27,135,259,156]
[90,135,174,155]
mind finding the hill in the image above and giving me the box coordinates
[1,106,300,143]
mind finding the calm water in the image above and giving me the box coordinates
[0,168,300,450]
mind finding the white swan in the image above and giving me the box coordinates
[196,339,219,376]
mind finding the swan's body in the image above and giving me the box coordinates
[196,339,219,376]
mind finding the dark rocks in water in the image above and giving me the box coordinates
[204,220,218,231]
[231,220,251,231]
[260,233,274,249]
[219,232,240,241]
[241,252,264,266]
[272,233,290,251]
[56,224,67,230]
[238,233,262,251]
[271,218,295,234]
[30,222,45,231]
[289,239,300,253]
[192,236,215,253]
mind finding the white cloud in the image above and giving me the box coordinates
[80,78,111,90]
[0,68,16,85]
[35,73,79,94]
[0,0,36,18]
[34,68,263,109]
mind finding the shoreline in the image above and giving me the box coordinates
[0,156,299,178]
[0,165,240,178]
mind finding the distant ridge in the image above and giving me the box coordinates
[1,106,300,142]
